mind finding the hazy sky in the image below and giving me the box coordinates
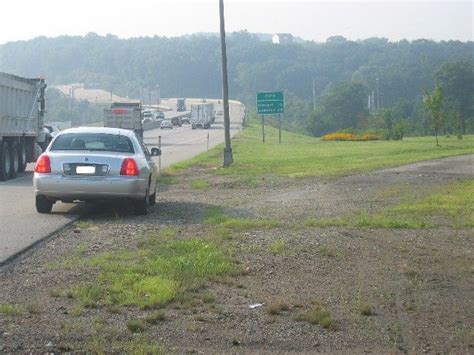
[0,1,472,44]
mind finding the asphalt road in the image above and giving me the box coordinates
[0,100,244,264]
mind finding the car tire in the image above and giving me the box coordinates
[36,195,53,214]
[133,189,150,215]
[0,141,11,181]
[10,140,20,179]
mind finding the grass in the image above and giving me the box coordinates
[25,303,41,314]
[88,335,163,354]
[66,229,233,310]
[318,246,339,258]
[165,118,474,179]
[126,319,147,333]
[304,179,473,229]
[267,299,290,315]
[269,239,287,255]
[70,305,84,317]
[389,179,474,228]
[145,310,166,324]
[359,303,373,316]
[297,305,337,330]
[205,206,281,231]
[158,175,178,186]
[75,220,93,229]
[190,179,210,190]
[201,292,216,304]
[0,303,24,315]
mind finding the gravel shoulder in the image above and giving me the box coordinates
[0,155,472,353]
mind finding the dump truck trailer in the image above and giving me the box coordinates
[0,72,48,181]
[104,102,143,138]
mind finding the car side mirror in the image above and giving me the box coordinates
[151,148,161,156]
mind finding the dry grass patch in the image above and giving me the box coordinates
[267,299,290,315]
[296,305,337,330]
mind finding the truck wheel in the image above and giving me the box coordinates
[133,189,150,215]
[9,141,20,178]
[18,140,28,172]
[0,141,12,181]
[36,195,53,213]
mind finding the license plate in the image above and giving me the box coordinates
[76,166,96,174]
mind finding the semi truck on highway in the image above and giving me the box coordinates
[190,103,215,129]
[177,98,186,112]
[0,72,48,181]
[104,102,144,138]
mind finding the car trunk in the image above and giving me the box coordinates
[48,151,133,177]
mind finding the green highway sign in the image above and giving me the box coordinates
[257,91,284,114]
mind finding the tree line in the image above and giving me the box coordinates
[0,32,472,136]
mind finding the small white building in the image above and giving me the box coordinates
[272,33,293,45]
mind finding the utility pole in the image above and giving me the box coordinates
[376,77,380,111]
[312,78,316,111]
[219,0,233,167]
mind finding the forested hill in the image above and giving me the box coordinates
[0,32,472,134]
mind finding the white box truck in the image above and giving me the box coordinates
[0,72,48,181]
[191,103,215,129]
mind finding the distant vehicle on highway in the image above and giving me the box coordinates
[104,102,144,138]
[142,110,153,119]
[181,114,191,124]
[171,117,182,127]
[154,111,165,120]
[177,98,186,112]
[160,120,173,129]
[33,127,160,215]
[191,103,215,129]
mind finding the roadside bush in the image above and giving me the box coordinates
[322,132,357,141]
[322,132,379,141]
[357,133,379,141]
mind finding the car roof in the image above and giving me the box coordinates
[56,127,137,138]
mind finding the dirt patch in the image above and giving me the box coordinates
[0,156,473,353]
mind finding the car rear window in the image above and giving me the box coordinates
[51,133,135,153]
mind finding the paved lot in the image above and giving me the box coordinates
[0,100,243,264]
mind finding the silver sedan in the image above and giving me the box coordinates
[33,127,160,215]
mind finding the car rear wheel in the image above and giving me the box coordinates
[133,189,150,215]
[36,195,53,214]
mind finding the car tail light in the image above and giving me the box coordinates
[35,154,51,173]
[120,158,139,176]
